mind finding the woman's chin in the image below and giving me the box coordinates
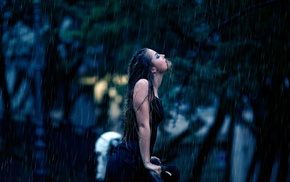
[167,61,172,70]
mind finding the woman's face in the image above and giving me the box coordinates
[147,49,171,73]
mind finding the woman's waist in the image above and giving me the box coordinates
[116,140,139,152]
[113,140,142,167]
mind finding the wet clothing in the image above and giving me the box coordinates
[104,97,166,182]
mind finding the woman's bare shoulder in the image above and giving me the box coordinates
[134,79,149,96]
[135,79,149,89]
[133,79,149,109]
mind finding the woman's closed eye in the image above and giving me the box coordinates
[155,53,160,59]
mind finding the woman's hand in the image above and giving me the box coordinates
[144,162,162,175]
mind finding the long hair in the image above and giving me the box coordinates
[122,48,155,142]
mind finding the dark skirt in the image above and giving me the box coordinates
[104,151,150,182]
[104,151,180,182]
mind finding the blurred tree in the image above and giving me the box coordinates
[185,0,290,181]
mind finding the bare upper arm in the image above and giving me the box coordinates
[133,79,150,127]
[133,79,149,111]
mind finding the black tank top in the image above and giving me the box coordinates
[149,97,164,152]
[113,97,164,168]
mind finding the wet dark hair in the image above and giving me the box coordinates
[122,48,155,142]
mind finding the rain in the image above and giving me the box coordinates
[0,0,289,181]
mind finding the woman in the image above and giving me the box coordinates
[104,48,179,182]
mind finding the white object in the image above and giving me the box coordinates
[94,131,122,181]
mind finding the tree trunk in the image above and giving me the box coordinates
[191,103,226,181]
[0,6,13,151]
[32,0,47,180]
[224,114,235,182]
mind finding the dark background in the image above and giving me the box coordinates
[0,0,289,181]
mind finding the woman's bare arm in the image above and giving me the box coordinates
[133,79,161,174]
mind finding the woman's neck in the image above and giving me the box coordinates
[153,74,163,97]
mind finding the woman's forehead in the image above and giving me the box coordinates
[147,49,157,55]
